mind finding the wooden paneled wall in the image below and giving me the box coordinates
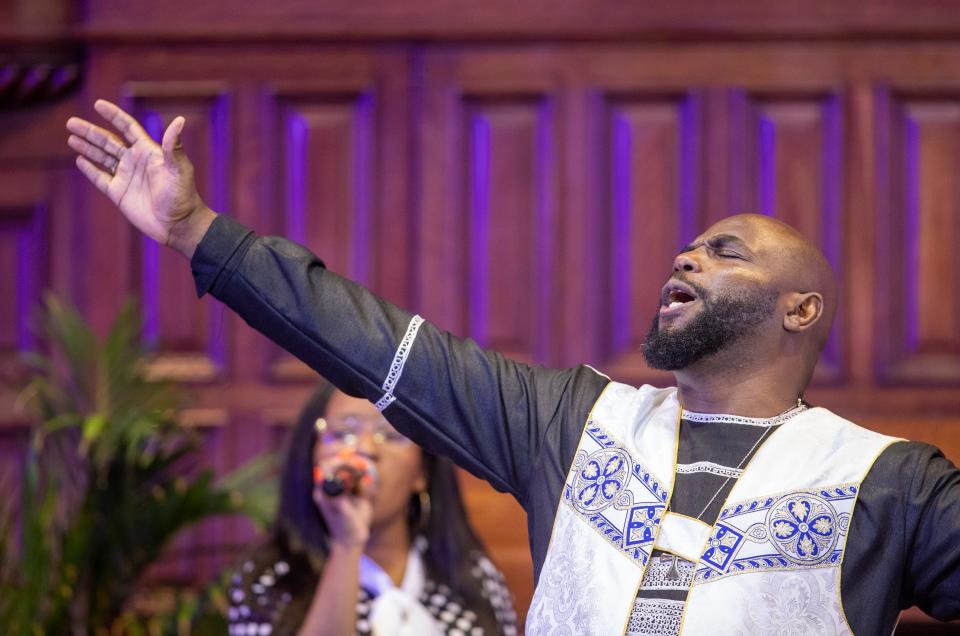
[2,1,960,628]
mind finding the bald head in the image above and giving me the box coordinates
[704,214,837,351]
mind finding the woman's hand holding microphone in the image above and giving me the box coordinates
[313,448,379,551]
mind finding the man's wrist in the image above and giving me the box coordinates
[167,204,217,260]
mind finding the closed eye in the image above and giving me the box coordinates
[680,234,754,261]
[705,239,748,260]
[716,250,744,259]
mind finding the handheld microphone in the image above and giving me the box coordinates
[314,449,377,497]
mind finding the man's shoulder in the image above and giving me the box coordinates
[871,439,952,482]
[808,407,942,469]
[855,438,959,508]
[596,380,677,403]
[802,406,905,446]
[585,380,678,423]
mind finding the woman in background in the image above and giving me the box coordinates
[228,381,518,636]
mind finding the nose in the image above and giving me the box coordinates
[673,251,702,273]
[353,431,378,456]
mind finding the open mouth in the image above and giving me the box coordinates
[660,281,699,314]
[666,289,695,309]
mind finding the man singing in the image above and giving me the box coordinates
[67,100,960,635]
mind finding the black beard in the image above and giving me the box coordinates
[641,281,779,371]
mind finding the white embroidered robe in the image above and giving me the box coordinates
[527,382,899,635]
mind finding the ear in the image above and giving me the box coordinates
[783,292,823,333]
[414,474,428,493]
[413,458,428,493]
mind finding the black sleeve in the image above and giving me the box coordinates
[901,443,960,620]
[191,215,608,504]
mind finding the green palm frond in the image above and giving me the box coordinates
[215,451,280,530]
[1,294,279,635]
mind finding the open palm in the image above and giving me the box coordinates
[66,100,205,247]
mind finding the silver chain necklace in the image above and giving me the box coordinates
[687,398,807,522]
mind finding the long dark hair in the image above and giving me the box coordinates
[269,380,502,633]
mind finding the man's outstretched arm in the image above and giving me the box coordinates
[67,101,608,502]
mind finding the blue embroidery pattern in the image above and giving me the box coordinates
[572,448,631,514]
[766,493,840,564]
[694,485,856,585]
[624,505,664,549]
[718,485,856,522]
[701,524,745,572]
[563,422,670,565]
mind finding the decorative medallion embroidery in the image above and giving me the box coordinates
[572,448,632,513]
[693,485,856,585]
[562,422,669,566]
[374,315,424,411]
[765,493,841,564]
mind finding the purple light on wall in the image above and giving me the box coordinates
[49,65,79,93]
[820,94,842,270]
[16,205,47,352]
[534,97,554,363]
[903,112,920,352]
[207,95,230,372]
[468,111,491,344]
[141,235,160,348]
[208,97,230,216]
[285,109,308,244]
[0,65,17,86]
[819,94,843,372]
[610,107,632,355]
[351,91,374,284]
[13,223,26,350]
[758,111,776,217]
[678,94,701,249]
[139,109,163,349]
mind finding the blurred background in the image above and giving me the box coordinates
[1,0,959,632]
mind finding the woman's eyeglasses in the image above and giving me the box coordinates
[315,414,411,447]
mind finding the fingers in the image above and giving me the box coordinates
[94,99,149,146]
[312,482,371,521]
[313,484,373,523]
[66,117,129,158]
[68,134,120,174]
[75,156,113,193]
[314,451,379,500]
[161,116,186,164]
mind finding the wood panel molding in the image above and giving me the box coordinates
[265,87,379,380]
[593,91,704,382]
[74,1,960,42]
[123,85,233,383]
[259,66,410,380]
[729,89,846,383]
[875,87,960,386]
[0,200,47,360]
[460,94,558,363]
[419,53,561,364]
[0,167,65,433]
